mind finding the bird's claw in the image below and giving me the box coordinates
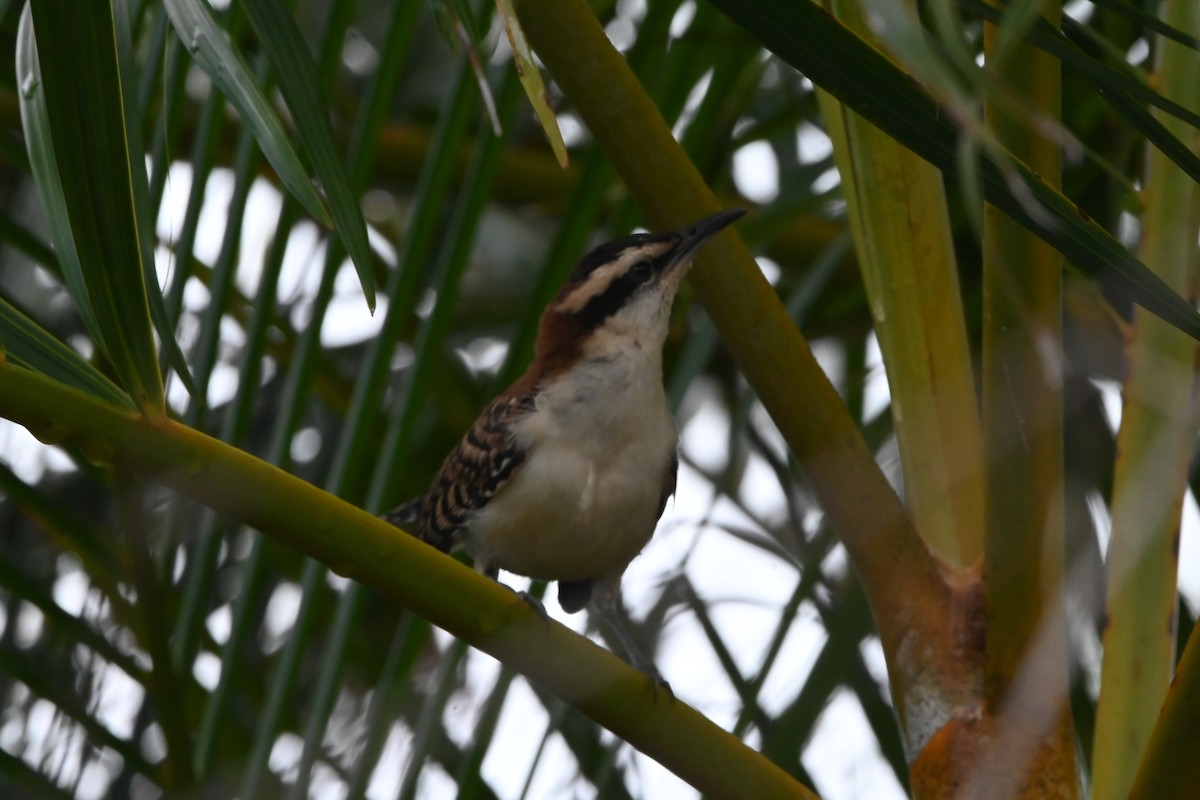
[517,590,551,630]
[646,670,674,702]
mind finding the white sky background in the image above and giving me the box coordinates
[3,1,1200,798]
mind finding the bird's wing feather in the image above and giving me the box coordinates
[422,393,535,551]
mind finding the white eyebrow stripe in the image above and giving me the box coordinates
[555,259,626,313]
[554,242,673,314]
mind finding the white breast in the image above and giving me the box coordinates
[467,342,677,582]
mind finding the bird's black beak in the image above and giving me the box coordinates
[665,208,747,271]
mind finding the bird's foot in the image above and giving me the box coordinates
[632,657,674,702]
[517,590,551,629]
[597,598,673,701]
[644,667,674,702]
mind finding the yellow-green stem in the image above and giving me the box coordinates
[514,0,960,753]
[979,1,1078,796]
[1129,621,1200,797]
[1092,1,1200,796]
[0,362,809,800]
[819,0,984,568]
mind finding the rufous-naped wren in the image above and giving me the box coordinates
[386,209,746,689]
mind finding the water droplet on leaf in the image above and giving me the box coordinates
[20,73,39,99]
[79,438,115,467]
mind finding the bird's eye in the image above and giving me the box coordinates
[631,260,652,281]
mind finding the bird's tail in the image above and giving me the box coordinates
[382,497,427,539]
[383,496,458,554]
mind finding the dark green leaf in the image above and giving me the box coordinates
[0,295,135,410]
[14,10,105,358]
[242,0,377,312]
[162,0,334,228]
[1088,0,1200,49]
[962,0,1200,186]
[114,0,199,400]
[710,0,1200,342]
[24,1,165,413]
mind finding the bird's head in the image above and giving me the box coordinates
[533,209,746,370]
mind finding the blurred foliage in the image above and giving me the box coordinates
[0,0,1198,798]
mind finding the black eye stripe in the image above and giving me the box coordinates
[571,236,651,280]
[566,231,677,284]
[576,264,653,326]
[556,231,680,325]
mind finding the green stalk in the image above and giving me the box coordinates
[1092,2,1200,796]
[979,2,1078,795]
[0,362,810,800]
[818,0,984,568]
[1129,621,1200,797]
[512,3,954,739]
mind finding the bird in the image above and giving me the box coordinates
[385,208,746,689]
